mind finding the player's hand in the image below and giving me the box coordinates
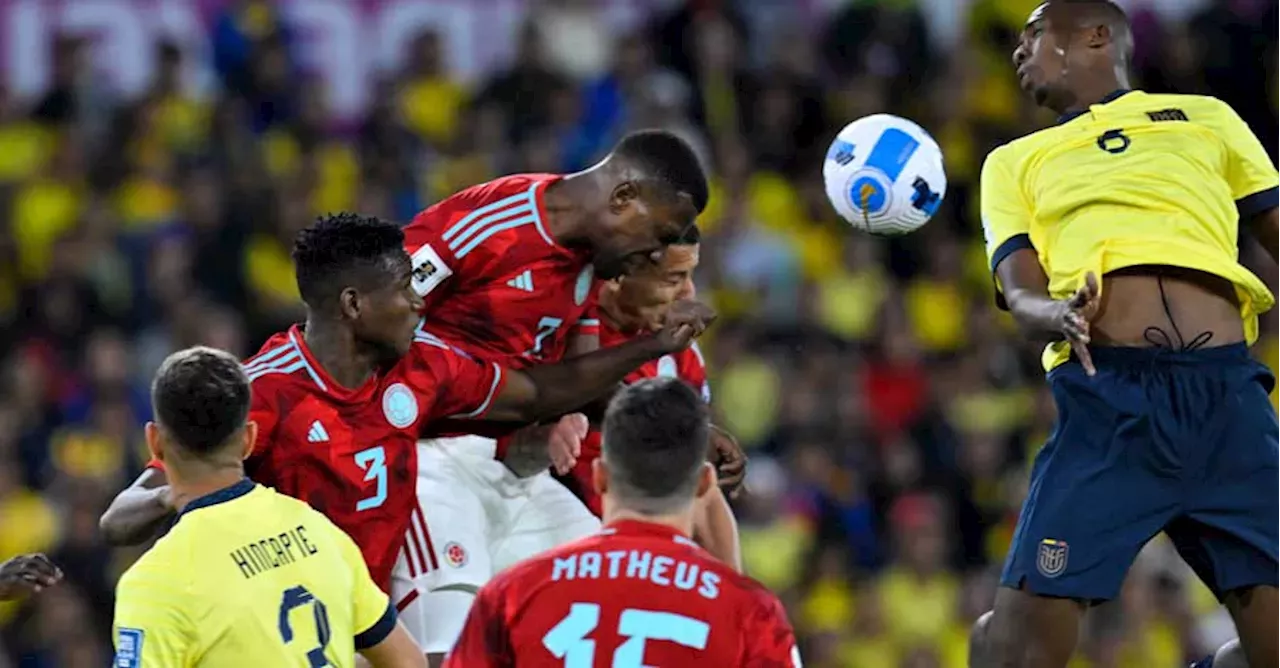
[0,554,62,601]
[707,424,747,498]
[655,300,717,352]
[1057,271,1101,376]
[547,413,588,476]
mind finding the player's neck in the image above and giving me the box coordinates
[541,172,599,247]
[603,507,694,537]
[1057,73,1130,116]
[168,464,247,512]
[302,319,377,389]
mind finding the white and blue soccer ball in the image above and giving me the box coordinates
[822,114,946,236]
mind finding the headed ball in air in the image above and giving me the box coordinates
[822,114,947,236]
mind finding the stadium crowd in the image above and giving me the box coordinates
[0,0,1275,666]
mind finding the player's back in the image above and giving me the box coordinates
[403,174,599,368]
[446,520,799,667]
[114,482,395,667]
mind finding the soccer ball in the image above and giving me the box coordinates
[822,114,946,236]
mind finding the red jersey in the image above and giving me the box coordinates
[149,324,507,590]
[444,520,799,668]
[568,318,711,516]
[403,174,600,370]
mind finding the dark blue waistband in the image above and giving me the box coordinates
[1079,342,1251,366]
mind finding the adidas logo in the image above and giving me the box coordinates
[307,421,329,443]
[506,270,534,292]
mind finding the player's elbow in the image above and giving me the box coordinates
[98,504,142,546]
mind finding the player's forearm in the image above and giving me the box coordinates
[1005,289,1070,340]
[500,424,555,477]
[99,486,174,546]
[518,338,669,420]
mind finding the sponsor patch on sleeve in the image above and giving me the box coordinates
[410,244,453,297]
[115,627,144,667]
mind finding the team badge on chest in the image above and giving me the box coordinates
[444,542,468,568]
[574,266,594,305]
[382,383,419,429]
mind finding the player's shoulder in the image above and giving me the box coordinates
[981,139,1026,175]
[724,567,788,613]
[119,523,197,594]
[242,330,313,390]
[415,173,557,222]
[1127,91,1229,116]
[249,485,356,548]
[405,322,486,374]
[256,483,333,521]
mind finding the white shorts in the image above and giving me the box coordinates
[390,435,600,654]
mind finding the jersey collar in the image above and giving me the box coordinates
[178,478,256,519]
[1056,89,1134,125]
[287,324,377,403]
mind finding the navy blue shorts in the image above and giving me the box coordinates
[1001,343,1279,602]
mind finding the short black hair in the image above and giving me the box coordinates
[152,346,251,457]
[293,212,407,309]
[601,377,709,514]
[611,130,709,214]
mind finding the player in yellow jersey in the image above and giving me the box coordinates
[111,347,427,668]
[968,2,1279,667]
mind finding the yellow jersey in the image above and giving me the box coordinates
[112,480,395,667]
[980,90,1279,370]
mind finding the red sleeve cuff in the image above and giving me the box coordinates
[571,318,601,337]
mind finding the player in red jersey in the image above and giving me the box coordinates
[444,378,800,668]
[558,225,742,570]
[98,214,714,592]
[397,130,733,661]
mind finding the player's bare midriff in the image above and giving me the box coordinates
[1092,265,1245,348]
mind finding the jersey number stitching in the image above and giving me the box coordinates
[526,316,564,358]
[542,603,710,667]
[1096,128,1131,154]
[354,446,387,511]
[278,585,332,667]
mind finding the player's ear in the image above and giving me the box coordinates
[240,421,259,461]
[338,287,360,320]
[693,462,715,500]
[609,181,640,215]
[1085,22,1111,49]
[591,458,609,496]
[144,422,163,462]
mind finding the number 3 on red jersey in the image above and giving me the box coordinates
[541,603,802,667]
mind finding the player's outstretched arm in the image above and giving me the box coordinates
[481,300,715,423]
[100,467,175,546]
[358,621,429,668]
